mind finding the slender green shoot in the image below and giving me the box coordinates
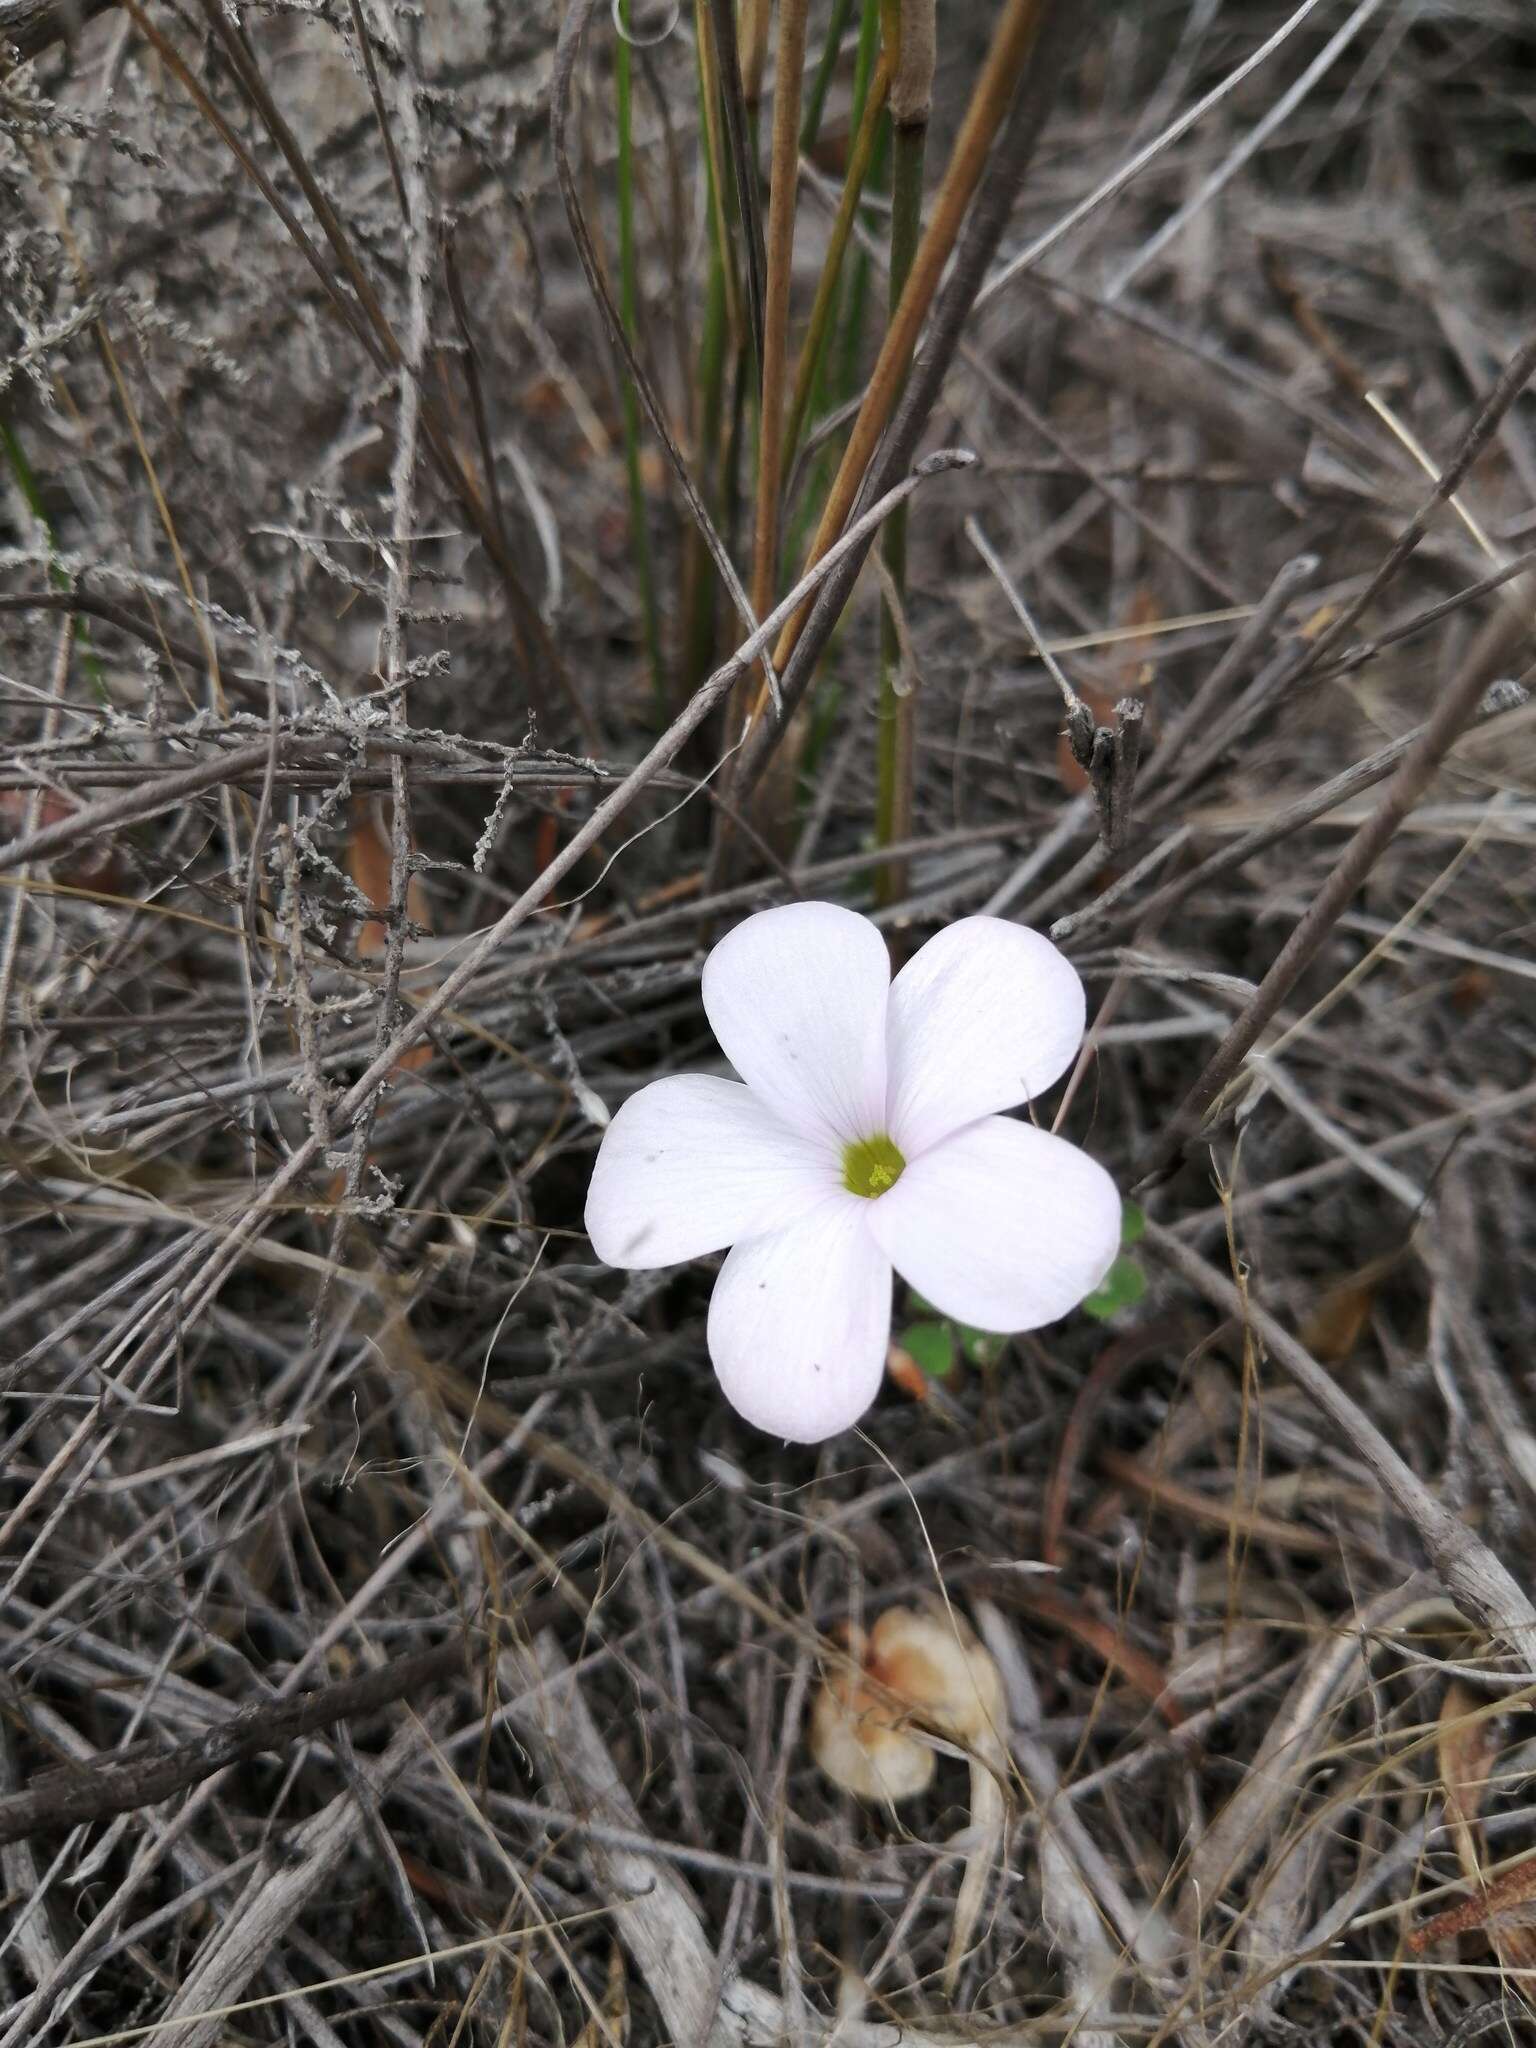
[2,412,108,700]
[800,0,855,152]
[874,97,929,903]
[615,0,666,720]
[749,0,810,630]
[787,0,885,566]
[781,49,892,471]
[680,21,734,698]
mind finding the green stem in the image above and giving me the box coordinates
[615,0,666,721]
[848,0,884,145]
[800,0,855,152]
[680,97,732,698]
[721,339,751,572]
[750,0,810,631]
[827,0,885,406]
[781,50,891,472]
[2,412,107,701]
[787,0,885,567]
[874,114,927,905]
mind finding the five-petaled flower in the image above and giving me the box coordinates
[584,903,1120,1443]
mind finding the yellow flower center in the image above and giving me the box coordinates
[842,1134,906,1200]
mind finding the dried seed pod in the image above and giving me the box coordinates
[809,1606,1006,1803]
[810,1623,934,1804]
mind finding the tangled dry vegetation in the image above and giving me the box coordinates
[4,1,1536,2042]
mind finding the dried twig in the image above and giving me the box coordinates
[0,1640,467,1851]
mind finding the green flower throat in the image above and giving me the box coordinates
[842,1134,906,1200]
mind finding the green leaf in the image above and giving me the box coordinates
[898,1320,956,1379]
[1119,1201,1146,1247]
[1081,1254,1148,1323]
[904,1287,940,1317]
[958,1325,1005,1368]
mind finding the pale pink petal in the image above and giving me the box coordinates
[866,1115,1120,1333]
[885,916,1086,1156]
[707,1198,892,1442]
[702,902,889,1146]
[585,1074,838,1270]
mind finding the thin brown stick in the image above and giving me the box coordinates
[0,1639,468,1850]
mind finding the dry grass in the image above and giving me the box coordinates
[3,2,1536,2043]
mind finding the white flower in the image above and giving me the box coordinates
[584,903,1121,1443]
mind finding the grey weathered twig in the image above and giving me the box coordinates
[1088,696,1144,855]
[149,1716,434,2048]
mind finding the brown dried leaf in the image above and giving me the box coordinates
[1298,1255,1398,1362]
[1409,1853,1536,1954]
[1412,1686,1536,1972]
[347,797,432,961]
[885,1344,931,1404]
[346,797,434,1074]
[1437,1678,1496,1881]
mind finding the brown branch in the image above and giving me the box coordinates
[1063,675,1528,945]
[1095,1446,1342,1559]
[0,1637,469,1849]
